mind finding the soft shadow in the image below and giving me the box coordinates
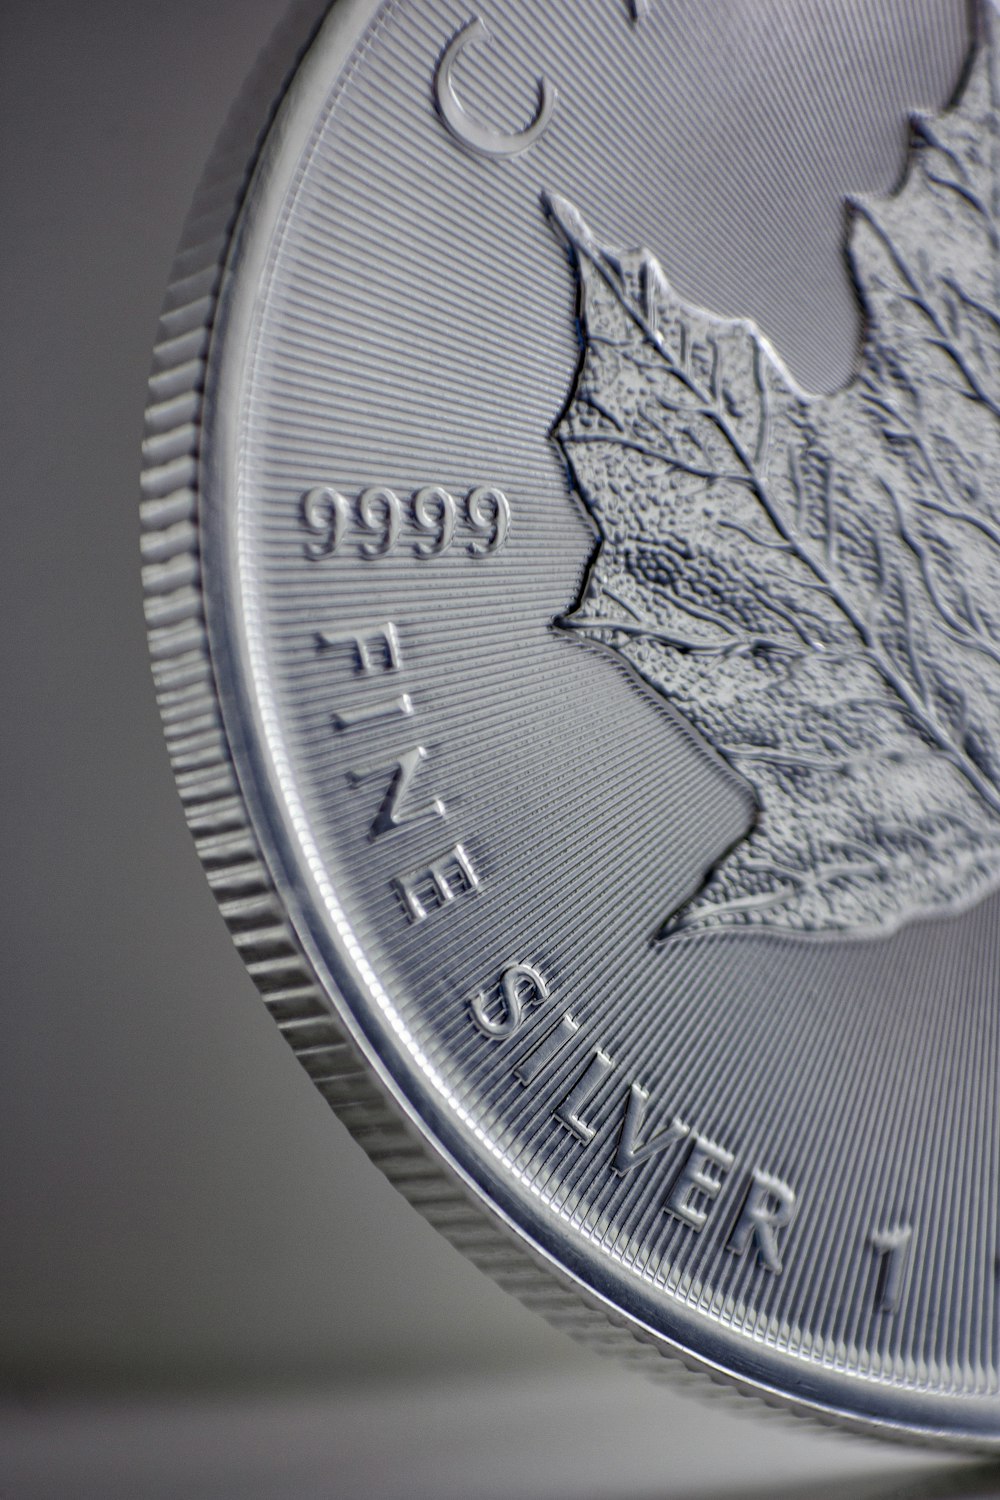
[643,1458,1000,1500]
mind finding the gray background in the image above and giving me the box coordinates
[1,1,998,1494]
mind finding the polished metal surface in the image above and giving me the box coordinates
[142,0,1000,1445]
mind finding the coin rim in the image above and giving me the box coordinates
[141,0,1000,1447]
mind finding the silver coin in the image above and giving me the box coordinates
[141,0,1000,1445]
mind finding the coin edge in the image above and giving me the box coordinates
[140,0,998,1451]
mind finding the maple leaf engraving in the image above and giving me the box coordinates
[548,4,1000,936]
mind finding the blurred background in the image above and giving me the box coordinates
[1,0,998,1494]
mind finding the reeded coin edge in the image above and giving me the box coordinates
[140,0,617,1375]
[140,0,995,1451]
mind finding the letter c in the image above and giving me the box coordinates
[435,18,556,159]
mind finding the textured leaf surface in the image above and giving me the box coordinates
[549,6,1000,934]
